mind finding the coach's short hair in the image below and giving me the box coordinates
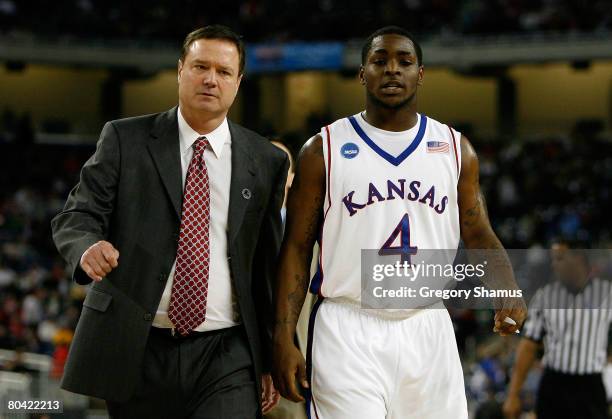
[361,26,423,66]
[180,25,246,75]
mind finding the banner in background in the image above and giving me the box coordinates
[246,42,344,73]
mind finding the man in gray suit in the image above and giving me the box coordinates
[52,25,287,418]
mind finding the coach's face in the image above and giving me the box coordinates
[360,34,423,109]
[178,38,242,119]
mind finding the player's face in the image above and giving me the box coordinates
[178,38,242,118]
[360,34,423,109]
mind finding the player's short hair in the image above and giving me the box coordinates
[361,26,423,66]
[180,25,246,75]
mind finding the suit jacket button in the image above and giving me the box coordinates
[158,273,166,281]
[143,313,152,321]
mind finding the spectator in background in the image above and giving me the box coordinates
[22,288,45,327]
[270,140,295,225]
[50,328,72,379]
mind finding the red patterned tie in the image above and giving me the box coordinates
[168,136,210,335]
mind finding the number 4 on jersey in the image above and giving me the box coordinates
[379,213,418,263]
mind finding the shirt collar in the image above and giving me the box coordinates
[177,107,231,159]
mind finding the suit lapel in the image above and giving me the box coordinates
[147,107,183,221]
[228,122,256,245]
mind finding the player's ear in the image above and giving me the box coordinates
[417,65,424,86]
[359,66,366,85]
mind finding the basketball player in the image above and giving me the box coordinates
[272,26,527,419]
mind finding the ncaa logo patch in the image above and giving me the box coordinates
[341,142,359,159]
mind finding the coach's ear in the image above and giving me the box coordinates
[178,59,184,83]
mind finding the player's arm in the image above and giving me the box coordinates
[457,135,527,335]
[503,338,542,419]
[272,134,326,402]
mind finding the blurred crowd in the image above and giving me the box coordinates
[0,141,89,377]
[1,0,611,43]
[477,128,612,249]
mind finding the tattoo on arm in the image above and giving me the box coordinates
[462,170,488,229]
[459,136,518,293]
[275,134,325,330]
[462,201,482,228]
[303,196,323,249]
[287,273,308,319]
[284,195,323,324]
[275,193,324,329]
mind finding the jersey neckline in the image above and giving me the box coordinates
[347,113,428,166]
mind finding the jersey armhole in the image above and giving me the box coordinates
[322,125,332,212]
[316,125,333,298]
[447,125,461,183]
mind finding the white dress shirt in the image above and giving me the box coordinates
[153,108,240,331]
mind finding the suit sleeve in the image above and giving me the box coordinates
[51,121,120,285]
[252,152,289,372]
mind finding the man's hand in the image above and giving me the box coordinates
[261,373,280,414]
[80,240,119,281]
[273,341,308,402]
[494,297,527,336]
[502,393,522,418]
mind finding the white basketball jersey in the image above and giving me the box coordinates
[311,112,462,303]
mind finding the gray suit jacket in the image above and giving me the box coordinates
[51,107,288,403]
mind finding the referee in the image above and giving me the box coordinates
[503,240,611,419]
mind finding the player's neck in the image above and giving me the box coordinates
[362,105,418,132]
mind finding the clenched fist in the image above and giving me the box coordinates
[80,240,120,281]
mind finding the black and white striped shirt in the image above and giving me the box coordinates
[523,277,612,374]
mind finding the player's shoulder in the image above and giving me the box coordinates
[324,114,358,131]
[302,133,324,156]
[420,113,455,133]
[318,114,363,149]
[420,113,466,152]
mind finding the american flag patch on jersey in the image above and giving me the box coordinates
[426,141,449,153]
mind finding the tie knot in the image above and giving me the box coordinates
[194,136,208,154]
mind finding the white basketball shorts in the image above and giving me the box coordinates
[306,298,468,419]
